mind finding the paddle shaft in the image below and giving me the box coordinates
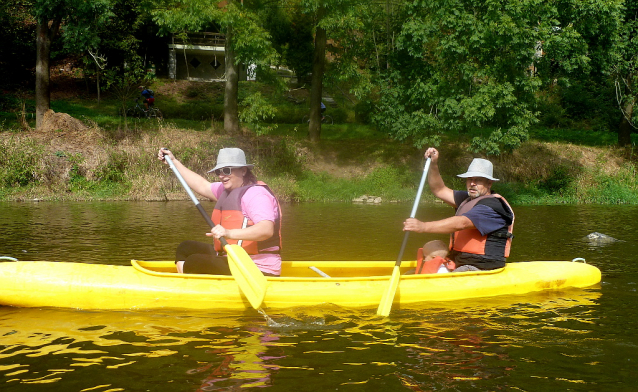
[393,157,431,267]
[377,157,431,316]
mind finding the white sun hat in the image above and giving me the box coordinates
[457,158,499,181]
[207,148,254,173]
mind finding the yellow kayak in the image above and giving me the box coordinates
[0,259,601,311]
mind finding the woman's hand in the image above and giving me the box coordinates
[158,148,175,164]
[206,221,275,242]
[207,224,229,239]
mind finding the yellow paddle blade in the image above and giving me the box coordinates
[377,265,401,316]
[224,244,267,309]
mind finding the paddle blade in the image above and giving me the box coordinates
[224,244,268,309]
[377,265,401,316]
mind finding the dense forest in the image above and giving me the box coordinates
[2,0,637,147]
[0,0,637,203]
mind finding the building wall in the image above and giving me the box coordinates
[169,48,248,81]
[173,49,226,81]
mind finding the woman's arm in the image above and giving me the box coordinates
[207,220,275,242]
[158,148,217,201]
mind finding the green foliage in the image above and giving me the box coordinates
[296,172,351,201]
[159,100,223,122]
[0,138,43,187]
[0,93,23,112]
[261,2,314,83]
[530,127,619,146]
[578,164,638,204]
[34,0,115,52]
[372,0,626,153]
[81,0,150,96]
[95,151,128,183]
[239,92,278,136]
[0,0,35,88]
[362,166,417,195]
[151,0,277,68]
[255,139,305,178]
[103,59,150,122]
[469,126,530,156]
[538,165,574,194]
[354,100,373,124]
[295,166,421,203]
[66,152,86,185]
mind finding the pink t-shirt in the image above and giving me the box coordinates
[211,182,281,275]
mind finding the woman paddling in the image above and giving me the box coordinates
[158,147,282,276]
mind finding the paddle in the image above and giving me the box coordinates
[377,157,432,317]
[163,153,267,310]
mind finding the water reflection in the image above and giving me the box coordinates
[0,289,602,391]
[1,202,636,269]
[1,202,637,390]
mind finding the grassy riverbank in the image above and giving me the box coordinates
[1,122,637,205]
[1,80,637,204]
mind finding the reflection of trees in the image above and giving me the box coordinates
[393,291,601,389]
[0,290,600,390]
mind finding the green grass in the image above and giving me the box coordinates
[529,127,622,146]
[293,170,420,202]
[1,80,637,204]
[262,123,387,140]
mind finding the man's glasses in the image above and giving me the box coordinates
[214,167,234,176]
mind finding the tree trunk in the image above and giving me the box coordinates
[308,7,327,143]
[618,97,634,147]
[35,18,60,130]
[96,71,101,105]
[224,25,240,135]
[35,21,51,130]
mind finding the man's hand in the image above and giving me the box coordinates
[403,218,425,233]
[424,147,440,164]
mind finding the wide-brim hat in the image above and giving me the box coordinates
[207,148,254,172]
[457,158,499,181]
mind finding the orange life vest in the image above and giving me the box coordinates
[211,182,282,255]
[450,193,514,259]
[414,247,456,274]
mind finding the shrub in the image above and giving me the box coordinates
[0,138,44,187]
[95,151,129,183]
[538,165,574,194]
[355,100,374,124]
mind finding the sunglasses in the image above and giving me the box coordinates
[214,167,235,176]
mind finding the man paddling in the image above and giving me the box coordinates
[403,148,515,272]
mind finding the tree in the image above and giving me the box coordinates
[33,0,113,129]
[300,0,360,142]
[610,0,638,146]
[373,0,546,153]
[0,0,36,90]
[307,4,326,142]
[371,0,625,154]
[82,0,148,104]
[151,0,277,134]
[263,2,314,87]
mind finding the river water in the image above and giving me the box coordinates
[0,201,637,391]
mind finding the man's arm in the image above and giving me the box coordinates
[424,148,455,207]
[403,215,474,234]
